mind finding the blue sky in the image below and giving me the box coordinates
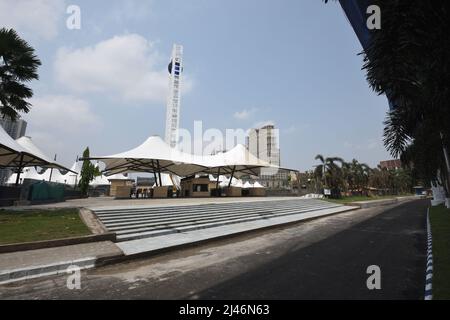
[1,0,391,171]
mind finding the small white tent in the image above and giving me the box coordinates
[243,181,253,189]
[220,177,243,188]
[253,181,265,188]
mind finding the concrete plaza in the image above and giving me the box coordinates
[11,196,311,210]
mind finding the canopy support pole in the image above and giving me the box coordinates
[156,160,162,187]
[215,168,221,195]
[228,166,236,188]
[49,154,57,182]
[151,160,159,186]
[15,154,24,186]
[154,172,159,186]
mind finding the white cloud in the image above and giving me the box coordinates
[54,34,193,104]
[24,95,101,134]
[21,95,102,166]
[233,108,258,120]
[0,0,65,40]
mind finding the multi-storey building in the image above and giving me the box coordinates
[379,159,402,170]
[0,117,27,139]
[246,124,291,189]
[247,124,280,167]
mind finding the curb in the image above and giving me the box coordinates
[0,257,97,285]
[425,207,433,300]
[0,232,116,254]
[347,196,424,209]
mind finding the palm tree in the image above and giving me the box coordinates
[341,159,372,196]
[360,1,450,196]
[0,28,41,120]
[314,154,345,198]
[359,163,372,194]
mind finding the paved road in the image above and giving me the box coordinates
[0,200,427,300]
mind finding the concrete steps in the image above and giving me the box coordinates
[93,199,343,242]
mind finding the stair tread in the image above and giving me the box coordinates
[93,199,343,242]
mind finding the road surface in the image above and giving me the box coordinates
[0,199,427,300]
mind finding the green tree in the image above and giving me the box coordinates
[0,28,41,120]
[343,159,372,195]
[325,1,450,195]
[360,1,450,194]
[78,147,100,196]
[314,154,345,198]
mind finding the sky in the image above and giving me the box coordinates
[0,0,392,171]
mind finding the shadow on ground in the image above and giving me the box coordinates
[189,200,428,300]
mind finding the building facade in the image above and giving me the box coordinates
[0,118,27,139]
[246,124,291,189]
[379,159,402,170]
[164,44,184,148]
[247,124,280,167]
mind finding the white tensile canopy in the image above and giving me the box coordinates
[90,163,133,186]
[0,126,54,168]
[0,124,27,166]
[0,126,75,184]
[200,144,277,178]
[219,177,244,188]
[88,135,208,179]
[88,136,282,188]
[15,136,74,173]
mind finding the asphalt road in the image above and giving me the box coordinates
[0,199,428,300]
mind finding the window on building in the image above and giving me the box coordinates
[193,184,208,192]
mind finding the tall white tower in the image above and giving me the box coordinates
[165,44,184,148]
